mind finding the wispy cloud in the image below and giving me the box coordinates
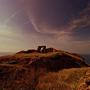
[23,0,90,37]
[3,11,20,25]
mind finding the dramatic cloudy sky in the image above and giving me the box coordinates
[0,0,90,54]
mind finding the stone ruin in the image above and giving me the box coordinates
[17,46,58,54]
[37,46,58,53]
[37,46,46,53]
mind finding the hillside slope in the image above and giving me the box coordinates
[0,48,89,90]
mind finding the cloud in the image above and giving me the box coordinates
[0,0,89,53]
[23,0,88,30]
[66,41,90,54]
[3,11,20,25]
[0,25,24,41]
[21,0,90,42]
[71,3,90,29]
[70,2,90,41]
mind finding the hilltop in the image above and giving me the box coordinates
[0,46,89,90]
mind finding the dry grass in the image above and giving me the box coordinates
[0,63,89,90]
[0,51,89,90]
[14,52,61,59]
[36,67,90,90]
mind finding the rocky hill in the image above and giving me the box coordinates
[0,47,89,90]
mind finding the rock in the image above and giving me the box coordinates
[37,46,46,53]
[77,71,90,90]
[37,46,58,53]
[85,79,90,86]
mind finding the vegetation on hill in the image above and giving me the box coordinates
[0,48,89,90]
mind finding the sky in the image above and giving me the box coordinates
[0,0,90,54]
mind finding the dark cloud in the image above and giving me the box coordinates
[71,27,90,41]
[23,0,89,32]
[70,3,90,41]
[21,0,90,42]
